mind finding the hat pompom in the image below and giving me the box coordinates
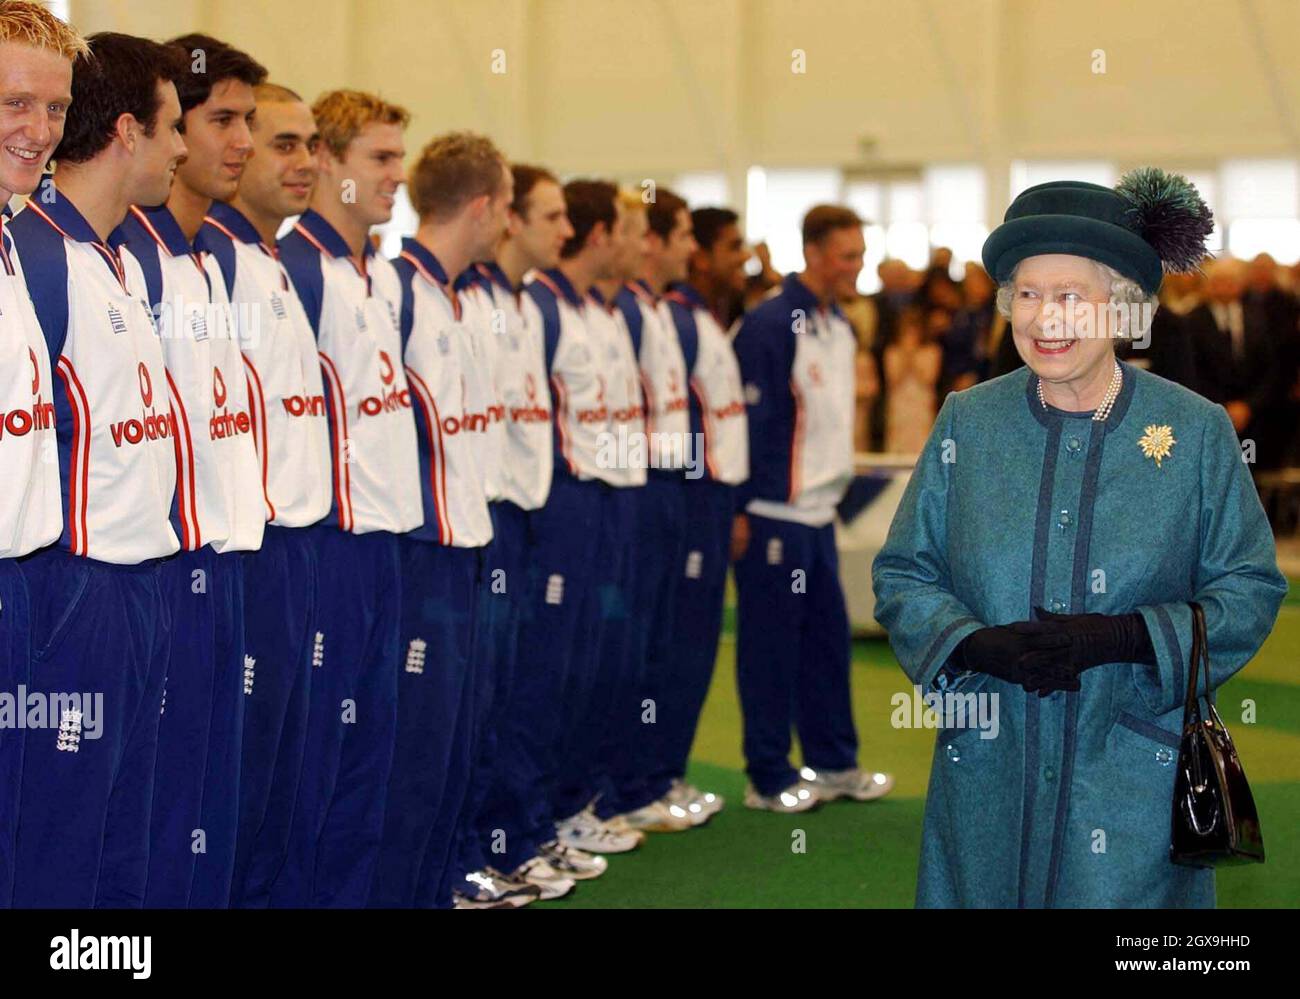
[1115,167,1214,274]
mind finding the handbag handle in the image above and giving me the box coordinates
[1183,602,1212,790]
[1184,602,1212,720]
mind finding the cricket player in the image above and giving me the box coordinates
[659,206,751,815]
[369,132,551,909]
[7,30,186,906]
[466,165,622,887]
[273,89,422,907]
[197,82,332,908]
[732,205,895,811]
[580,189,696,835]
[112,33,267,909]
[500,180,642,876]
[0,0,83,909]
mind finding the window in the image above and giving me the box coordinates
[745,167,840,275]
[673,172,730,210]
[1222,159,1300,262]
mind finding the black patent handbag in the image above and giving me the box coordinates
[1169,602,1265,867]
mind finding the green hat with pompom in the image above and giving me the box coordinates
[981,167,1214,294]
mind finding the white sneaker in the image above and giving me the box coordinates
[508,856,576,900]
[667,779,725,824]
[599,814,647,847]
[557,808,642,854]
[541,840,608,880]
[742,780,820,813]
[801,766,895,802]
[453,869,540,909]
[619,800,694,832]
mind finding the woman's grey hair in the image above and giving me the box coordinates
[994,260,1159,338]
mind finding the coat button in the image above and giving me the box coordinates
[1155,748,1174,766]
[1057,510,1072,529]
[1066,436,1082,453]
[946,744,961,763]
[1049,599,1065,613]
[1044,767,1056,782]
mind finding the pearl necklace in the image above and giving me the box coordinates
[1037,358,1123,422]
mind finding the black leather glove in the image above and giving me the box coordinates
[955,624,1077,697]
[1014,608,1158,689]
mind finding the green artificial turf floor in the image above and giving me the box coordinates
[554,582,1300,908]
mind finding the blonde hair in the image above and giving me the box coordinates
[618,189,647,216]
[311,89,410,159]
[0,0,88,59]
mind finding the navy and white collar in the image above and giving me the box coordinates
[399,237,452,285]
[539,267,584,308]
[205,200,264,246]
[295,208,376,260]
[781,271,843,320]
[122,203,196,257]
[666,281,707,311]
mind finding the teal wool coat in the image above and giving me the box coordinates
[871,362,1287,908]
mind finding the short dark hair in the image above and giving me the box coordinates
[647,188,688,241]
[511,164,559,220]
[691,207,739,252]
[560,179,618,259]
[168,33,267,115]
[802,204,862,246]
[54,32,187,165]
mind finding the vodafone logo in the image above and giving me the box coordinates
[379,350,395,386]
[282,394,326,418]
[808,362,824,387]
[0,352,54,439]
[596,374,606,404]
[213,366,227,408]
[525,372,537,401]
[138,363,153,406]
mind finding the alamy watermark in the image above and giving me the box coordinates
[596,426,707,479]
[890,685,1000,740]
[0,688,103,741]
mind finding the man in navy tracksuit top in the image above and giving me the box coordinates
[731,205,895,812]
[112,33,269,910]
[8,31,188,908]
[273,91,423,907]
[0,4,82,909]
[197,84,333,908]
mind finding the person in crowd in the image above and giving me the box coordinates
[883,306,942,453]
[1184,257,1282,467]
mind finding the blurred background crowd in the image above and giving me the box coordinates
[732,246,1300,492]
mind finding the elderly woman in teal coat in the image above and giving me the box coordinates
[872,170,1287,908]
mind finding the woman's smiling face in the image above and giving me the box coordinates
[1010,253,1117,391]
